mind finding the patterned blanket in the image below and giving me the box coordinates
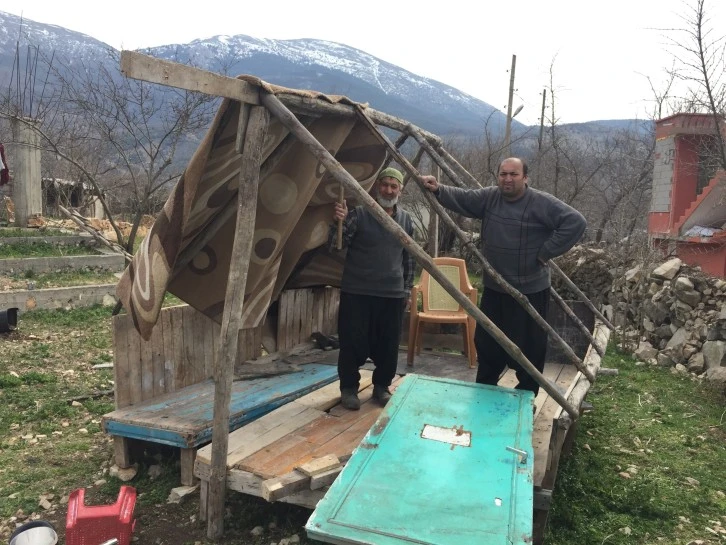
[116,79,387,340]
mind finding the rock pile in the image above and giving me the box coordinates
[610,256,726,391]
[551,245,617,305]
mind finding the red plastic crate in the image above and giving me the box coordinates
[66,486,136,545]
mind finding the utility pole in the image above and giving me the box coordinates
[538,88,547,151]
[504,54,517,157]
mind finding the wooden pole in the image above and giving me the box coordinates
[549,287,606,358]
[119,51,442,146]
[407,128,594,382]
[336,185,344,250]
[381,133,409,170]
[428,165,440,258]
[434,145,484,189]
[206,105,269,539]
[58,205,132,261]
[548,260,616,331]
[260,91,580,419]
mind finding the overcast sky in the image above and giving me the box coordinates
[1,0,721,125]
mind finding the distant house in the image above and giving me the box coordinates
[648,113,726,277]
[41,177,105,219]
[0,175,105,221]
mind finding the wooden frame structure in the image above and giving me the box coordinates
[118,51,615,541]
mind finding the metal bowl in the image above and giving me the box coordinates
[9,520,58,545]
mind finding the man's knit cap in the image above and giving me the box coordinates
[377,167,404,185]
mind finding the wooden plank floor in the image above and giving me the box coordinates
[195,349,582,498]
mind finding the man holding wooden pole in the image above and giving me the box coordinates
[330,167,414,410]
[421,157,586,395]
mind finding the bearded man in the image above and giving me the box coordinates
[329,167,414,410]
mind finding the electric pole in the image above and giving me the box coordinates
[504,54,517,157]
[538,88,546,151]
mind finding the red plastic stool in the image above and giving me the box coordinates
[66,486,136,545]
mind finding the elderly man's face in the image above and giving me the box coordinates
[375,176,402,208]
[497,159,527,201]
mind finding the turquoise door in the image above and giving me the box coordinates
[306,374,534,545]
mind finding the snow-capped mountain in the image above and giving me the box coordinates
[0,10,513,135]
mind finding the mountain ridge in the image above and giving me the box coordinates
[0,10,646,137]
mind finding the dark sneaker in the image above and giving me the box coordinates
[340,388,360,410]
[372,385,392,406]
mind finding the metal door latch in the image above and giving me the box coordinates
[506,446,528,464]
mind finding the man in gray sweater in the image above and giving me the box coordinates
[421,157,586,394]
[330,167,414,410]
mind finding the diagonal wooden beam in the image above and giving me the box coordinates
[548,260,615,331]
[259,90,580,419]
[550,287,606,358]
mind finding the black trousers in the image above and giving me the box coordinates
[337,292,404,390]
[474,287,550,395]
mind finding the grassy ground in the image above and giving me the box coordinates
[1,306,724,544]
[0,240,101,258]
[545,348,726,545]
[0,269,119,290]
[0,228,72,238]
[0,307,115,527]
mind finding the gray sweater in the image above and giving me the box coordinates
[437,184,586,294]
[329,205,415,298]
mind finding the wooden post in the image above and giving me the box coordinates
[336,185,344,250]
[538,89,547,151]
[381,133,409,170]
[406,127,595,383]
[548,260,616,331]
[259,91,580,419]
[428,166,440,258]
[206,105,269,539]
[434,145,484,189]
[58,205,132,261]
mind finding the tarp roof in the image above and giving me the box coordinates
[116,80,388,340]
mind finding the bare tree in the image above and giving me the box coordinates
[1,47,216,251]
[666,0,726,170]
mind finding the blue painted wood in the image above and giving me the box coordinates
[306,374,534,545]
[102,364,338,448]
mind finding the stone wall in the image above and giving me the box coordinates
[609,256,726,391]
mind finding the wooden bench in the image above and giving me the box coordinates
[104,287,341,485]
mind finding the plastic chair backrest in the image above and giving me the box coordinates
[421,258,469,314]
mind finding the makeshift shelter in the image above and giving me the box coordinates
[113,51,613,543]
[116,79,387,343]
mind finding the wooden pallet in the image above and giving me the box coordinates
[195,370,406,510]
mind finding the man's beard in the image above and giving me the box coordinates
[376,195,399,208]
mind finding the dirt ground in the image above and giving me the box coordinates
[5,350,477,545]
[39,492,315,545]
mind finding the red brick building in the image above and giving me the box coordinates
[649,113,726,277]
